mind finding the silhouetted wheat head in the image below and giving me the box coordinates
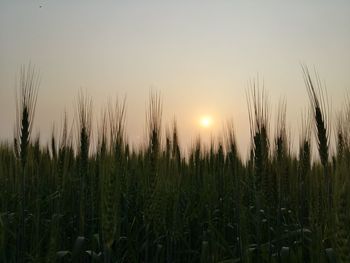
[15,64,39,168]
[146,91,162,191]
[302,65,330,168]
[246,79,270,195]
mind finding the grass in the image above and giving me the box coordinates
[0,65,349,262]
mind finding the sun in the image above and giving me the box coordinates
[199,116,213,128]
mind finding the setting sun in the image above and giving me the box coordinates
[200,116,213,128]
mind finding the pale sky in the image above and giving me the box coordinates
[1,1,350,156]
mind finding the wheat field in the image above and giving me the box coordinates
[0,65,349,262]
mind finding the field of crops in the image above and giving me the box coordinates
[0,66,349,262]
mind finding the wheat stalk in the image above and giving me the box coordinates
[14,63,39,263]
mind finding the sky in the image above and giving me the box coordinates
[1,0,350,156]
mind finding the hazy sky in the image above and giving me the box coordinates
[1,1,350,155]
